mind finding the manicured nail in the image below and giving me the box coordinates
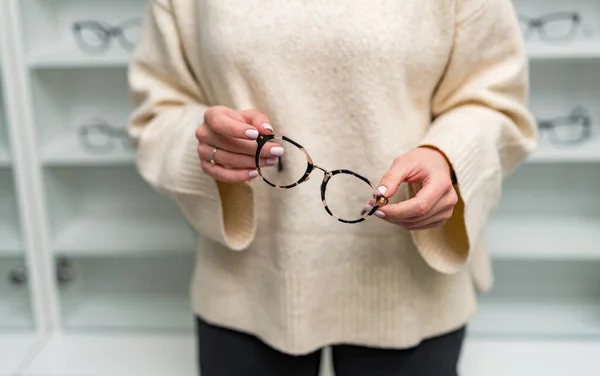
[377,186,387,196]
[245,129,259,139]
[262,123,274,132]
[267,157,278,165]
[375,210,385,218]
[248,170,259,177]
[270,147,285,156]
[364,203,373,212]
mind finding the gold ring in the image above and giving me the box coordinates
[210,148,218,165]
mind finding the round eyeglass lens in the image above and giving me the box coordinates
[258,138,309,188]
[324,171,379,222]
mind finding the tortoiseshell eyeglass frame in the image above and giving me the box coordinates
[255,134,388,224]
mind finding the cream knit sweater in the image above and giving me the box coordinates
[128,0,537,355]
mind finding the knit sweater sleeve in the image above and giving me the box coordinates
[126,0,256,251]
[414,0,538,274]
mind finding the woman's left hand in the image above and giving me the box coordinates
[368,147,458,230]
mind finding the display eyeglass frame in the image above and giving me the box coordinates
[72,17,141,54]
[518,10,595,43]
[536,106,594,144]
[77,116,134,154]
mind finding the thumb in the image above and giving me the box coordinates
[241,109,274,134]
[377,158,413,199]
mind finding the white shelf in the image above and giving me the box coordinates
[17,333,600,376]
[24,41,600,69]
[53,217,196,256]
[528,138,600,163]
[61,293,192,331]
[41,136,134,166]
[460,338,600,376]
[470,299,600,337]
[28,47,132,69]
[527,40,600,61]
[487,216,600,259]
[0,224,23,255]
[22,333,197,376]
[0,296,34,329]
[0,334,40,376]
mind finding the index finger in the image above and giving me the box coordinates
[379,178,446,220]
[204,106,261,140]
[241,109,274,134]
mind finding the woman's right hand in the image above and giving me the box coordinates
[196,105,284,183]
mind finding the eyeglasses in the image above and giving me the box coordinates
[537,107,592,144]
[254,134,388,224]
[72,18,141,53]
[518,12,587,42]
[78,118,133,153]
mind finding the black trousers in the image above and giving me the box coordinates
[196,316,466,376]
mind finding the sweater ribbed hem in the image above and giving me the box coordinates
[191,234,478,355]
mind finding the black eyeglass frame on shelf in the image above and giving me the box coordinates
[254,134,388,224]
[518,11,587,42]
[536,106,593,144]
[72,18,141,53]
[78,117,133,154]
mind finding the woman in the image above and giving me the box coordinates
[127,0,536,375]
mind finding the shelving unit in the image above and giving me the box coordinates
[473,299,600,336]
[471,259,600,337]
[1,5,41,376]
[20,333,197,376]
[1,0,600,375]
[0,258,34,330]
[1,0,29,337]
[41,136,135,167]
[0,84,10,167]
[43,166,195,256]
[460,338,600,376]
[29,49,132,70]
[56,256,195,331]
[526,40,600,61]
[488,216,600,259]
[527,137,600,162]
[0,334,42,376]
[487,162,600,258]
[0,170,23,254]
[29,67,136,166]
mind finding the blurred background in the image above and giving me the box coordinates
[1,0,600,375]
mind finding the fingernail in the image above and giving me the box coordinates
[248,170,259,177]
[262,123,274,132]
[270,146,285,156]
[375,210,385,218]
[377,186,387,196]
[245,129,259,139]
[364,203,373,212]
[267,157,278,165]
